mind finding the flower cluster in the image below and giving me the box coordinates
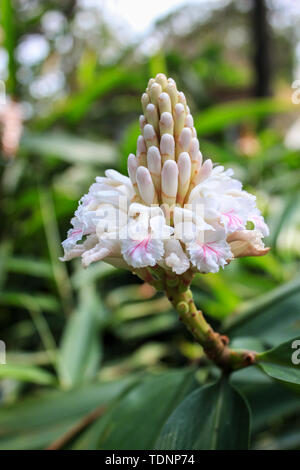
[61,74,269,276]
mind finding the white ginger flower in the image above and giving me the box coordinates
[61,74,269,277]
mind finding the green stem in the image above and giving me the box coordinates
[164,274,256,372]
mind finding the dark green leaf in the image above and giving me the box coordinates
[156,377,250,450]
[222,277,300,346]
[256,336,300,385]
[0,378,134,450]
[72,368,196,450]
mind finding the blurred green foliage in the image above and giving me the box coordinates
[0,0,300,450]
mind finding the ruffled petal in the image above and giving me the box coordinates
[163,239,190,274]
[121,237,164,268]
[187,232,232,273]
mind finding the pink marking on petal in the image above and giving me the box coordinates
[199,242,221,262]
[129,237,150,256]
[222,210,243,229]
[69,229,83,239]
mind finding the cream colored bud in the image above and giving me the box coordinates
[136,135,147,166]
[174,103,186,140]
[177,152,191,205]
[145,103,159,134]
[167,77,176,85]
[127,153,138,183]
[189,137,199,161]
[178,152,191,184]
[147,78,155,90]
[178,127,192,154]
[160,134,175,164]
[139,115,147,132]
[162,160,178,207]
[158,92,172,115]
[141,93,150,114]
[178,92,187,112]
[149,82,162,107]
[197,158,212,182]
[147,146,161,194]
[159,112,174,136]
[189,138,202,179]
[128,153,140,197]
[165,82,178,107]
[185,114,194,128]
[155,73,168,90]
[147,146,161,174]
[143,124,159,148]
[136,166,157,205]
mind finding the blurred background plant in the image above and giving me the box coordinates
[0,0,300,450]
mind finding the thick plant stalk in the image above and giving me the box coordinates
[161,272,256,372]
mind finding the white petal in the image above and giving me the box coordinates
[187,233,232,273]
[121,237,164,268]
[164,239,190,274]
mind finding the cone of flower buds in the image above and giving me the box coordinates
[60,73,269,278]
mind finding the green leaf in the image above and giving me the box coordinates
[256,337,300,386]
[195,99,294,135]
[4,257,54,279]
[57,284,105,388]
[0,378,134,450]
[231,367,300,433]
[222,276,300,346]
[38,186,73,317]
[20,131,117,166]
[0,364,56,386]
[72,368,196,450]
[156,377,250,450]
[36,68,143,127]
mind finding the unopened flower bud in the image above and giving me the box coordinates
[127,153,138,184]
[178,127,192,154]
[149,82,162,107]
[159,112,174,136]
[155,73,168,90]
[147,146,161,193]
[162,160,178,207]
[136,166,157,205]
[185,114,194,128]
[160,134,175,164]
[136,135,147,166]
[145,104,159,134]
[174,103,186,155]
[141,93,150,114]
[158,92,172,115]
[143,124,159,148]
[139,115,147,132]
[178,92,187,112]
[165,82,178,107]
[177,152,191,205]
